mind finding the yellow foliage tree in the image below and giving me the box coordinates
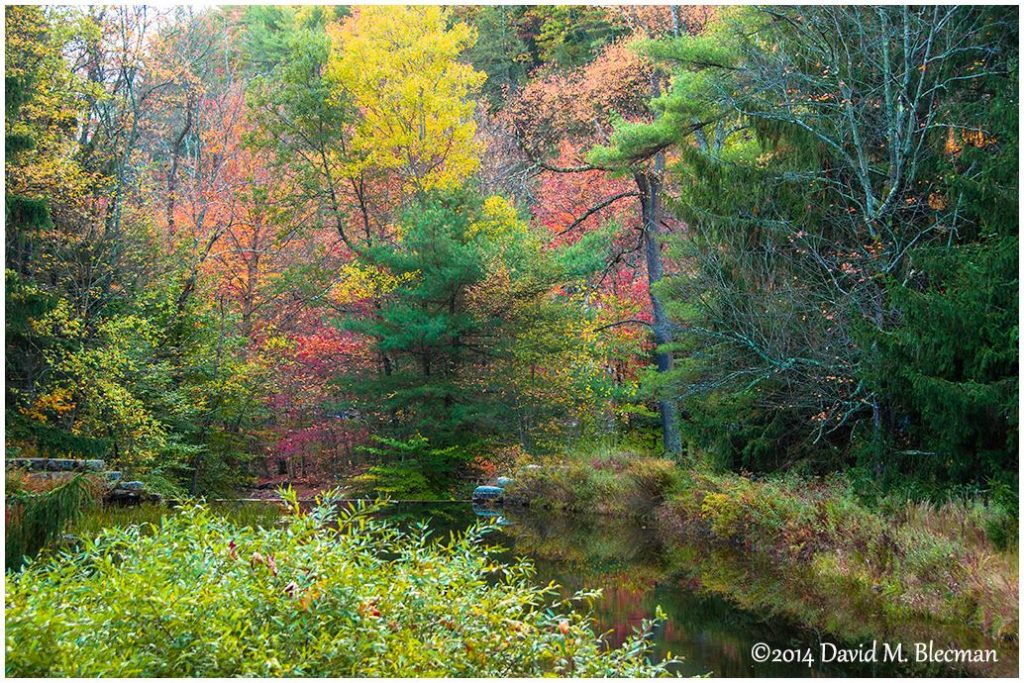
[331,261,419,305]
[328,6,486,193]
[468,196,527,240]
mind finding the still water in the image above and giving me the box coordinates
[377,502,997,677]
[74,500,1009,677]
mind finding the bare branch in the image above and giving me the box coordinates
[555,191,642,236]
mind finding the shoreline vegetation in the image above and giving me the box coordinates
[503,451,1018,675]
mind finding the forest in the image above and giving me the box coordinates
[4,4,1020,678]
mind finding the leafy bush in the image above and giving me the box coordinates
[699,491,745,539]
[351,435,476,500]
[348,464,438,500]
[5,490,675,677]
[506,460,625,513]
[66,501,284,539]
[136,466,190,501]
[983,477,1018,550]
[506,451,679,515]
[624,458,679,501]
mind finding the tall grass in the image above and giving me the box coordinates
[504,448,1018,644]
[6,472,103,569]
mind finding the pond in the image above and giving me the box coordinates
[385,503,997,677]
[68,500,1012,677]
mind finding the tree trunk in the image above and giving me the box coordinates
[636,162,683,457]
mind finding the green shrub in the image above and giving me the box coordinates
[348,464,439,500]
[138,467,190,501]
[5,491,675,677]
[984,477,1018,550]
[351,435,476,500]
[985,510,1016,551]
[699,491,745,539]
[624,458,678,501]
[66,501,283,539]
[507,453,678,514]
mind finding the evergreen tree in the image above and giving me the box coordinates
[339,188,618,451]
[862,22,1018,488]
[595,7,1019,487]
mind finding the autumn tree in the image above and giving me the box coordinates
[6,7,279,494]
[328,6,486,194]
[239,6,495,482]
[6,5,103,457]
[247,6,486,251]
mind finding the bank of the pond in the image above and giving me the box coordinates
[504,457,1019,673]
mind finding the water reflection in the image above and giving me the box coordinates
[440,503,1005,677]
[470,504,512,525]
[489,508,838,677]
